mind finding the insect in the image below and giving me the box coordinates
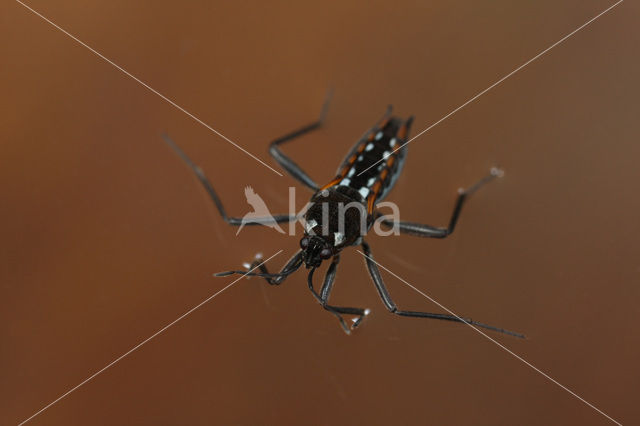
[163,97,523,338]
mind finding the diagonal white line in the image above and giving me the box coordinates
[357,0,624,177]
[14,0,283,177]
[357,250,622,426]
[18,250,283,425]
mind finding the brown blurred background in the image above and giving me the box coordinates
[1,1,639,425]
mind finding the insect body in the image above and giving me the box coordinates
[163,98,522,338]
[300,112,410,267]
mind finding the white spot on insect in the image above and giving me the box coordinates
[364,308,371,315]
[358,187,370,198]
[347,168,356,177]
[357,155,363,162]
[334,232,345,246]
[340,178,351,186]
[382,151,391,159]
[389,138,397,148]
[375,132,383,140]
[242,262,251,269]
[367,177,376,187]
[320,189,329,197]
[365,143,374,152]
[377,164,385,171]
[305,219,318,232]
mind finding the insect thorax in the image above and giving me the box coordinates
[304,186,371,249]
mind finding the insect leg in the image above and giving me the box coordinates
[361,241,523,338]
[215,250,304,286]
[268,91,334,191]
[163,134,295,226]
[380,167,503,238]
[307,257,369,334]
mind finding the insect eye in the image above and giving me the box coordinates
[299,237,309,249]
[319,248,332,259]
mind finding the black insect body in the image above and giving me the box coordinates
[299,187,366,268]
[299,114,409,269]
[163,100,523,338]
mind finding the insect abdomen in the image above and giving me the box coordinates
[332,116,412,208]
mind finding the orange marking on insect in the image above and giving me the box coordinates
[398,123,409,140]
[368,181,383,213]
[386,155,396,168]
[322,143,367,190]
[320,176,342,190]
[336,152,359,178]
